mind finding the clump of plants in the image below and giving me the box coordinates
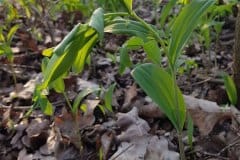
[33,0,218,159]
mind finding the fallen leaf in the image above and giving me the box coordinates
[116,107,150,141]
[184,95,233,135]
[122,84,137,110]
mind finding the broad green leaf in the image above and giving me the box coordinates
[143,40,161,64]
[7,24,19,43]
[72,29,98,73]
[42,25,95,88]
[222,73,237,105]
[169,0,214,67]
[38,95,53,115]
[132,63,186,131]
[53,23,81,56]
[122,0,133,13]
[105,19,151,40]
[119,46,132,74]
[104,83,116,112]
[125,36,144,50]
[41,57,65,93]
[89,8,104,40]
[72,87,100,114]
[51,78,65,93]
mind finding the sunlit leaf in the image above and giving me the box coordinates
[42,47,54,57]
[42,25,96,88]
[72,87,100,114]
[132,63,186,131]
[89,8,104,40]
[38,95,53,116]
[72,28,98,73]
[122,0,133,13]
[7,24,19,43]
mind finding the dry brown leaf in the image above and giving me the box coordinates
[26,118,50,137]
[101,131,114,159]
[40,127,60,156]
[122,84,137,110]
[110,136,179,160]
[184,95,233,135]
[116,107,150,141]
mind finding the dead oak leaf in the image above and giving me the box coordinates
[184,95,233,135]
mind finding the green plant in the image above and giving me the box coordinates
[222,73,237,106]
[0,24,19,89]
[34,0,214,159]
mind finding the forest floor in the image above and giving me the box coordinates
[0,1,240,160]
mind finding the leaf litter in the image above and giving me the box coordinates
[0,1,240,160]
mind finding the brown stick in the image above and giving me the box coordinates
[233,4,240,109]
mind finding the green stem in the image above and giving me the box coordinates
[10,62,17,90]
[171,67,186,160]
[130,11,168,57]
[63,92,73,111]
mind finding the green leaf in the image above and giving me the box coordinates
[72,28,98,73]
[187,114,193,148]
[53,23,81,56]
[7,24,19,43]
[122,0,133,13]
[72,87,100,114]
[42,47,54,57]
[143,40,161,64]
[51,77,65,93]
[38,95,53,116]
[222,73,237,105]
[119,46,132,74]
[160,0,177,27]
[132,63,186,131]
[169,0,214,67]
[104,83,116,112]
[89,8,104,40]
[125,36,144,50]
[42,25,97,89]
[105,19,151,40]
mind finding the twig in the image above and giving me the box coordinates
[110,143,134,160]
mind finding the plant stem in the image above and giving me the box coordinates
[63,92,73,111]
[171,67,186,160]
[130,11,168,58]
[178,132,186,160]
[10,62,17,90]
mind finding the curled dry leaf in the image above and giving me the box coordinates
[184,95,233,135]
[26,118,50,137]
[110,136,179,160]
[116,107,150,141]
[39,127,60,156]
[101,131,115,159]
[122,84,137,110]
[18,149,55,160]
[111,107,179,160]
